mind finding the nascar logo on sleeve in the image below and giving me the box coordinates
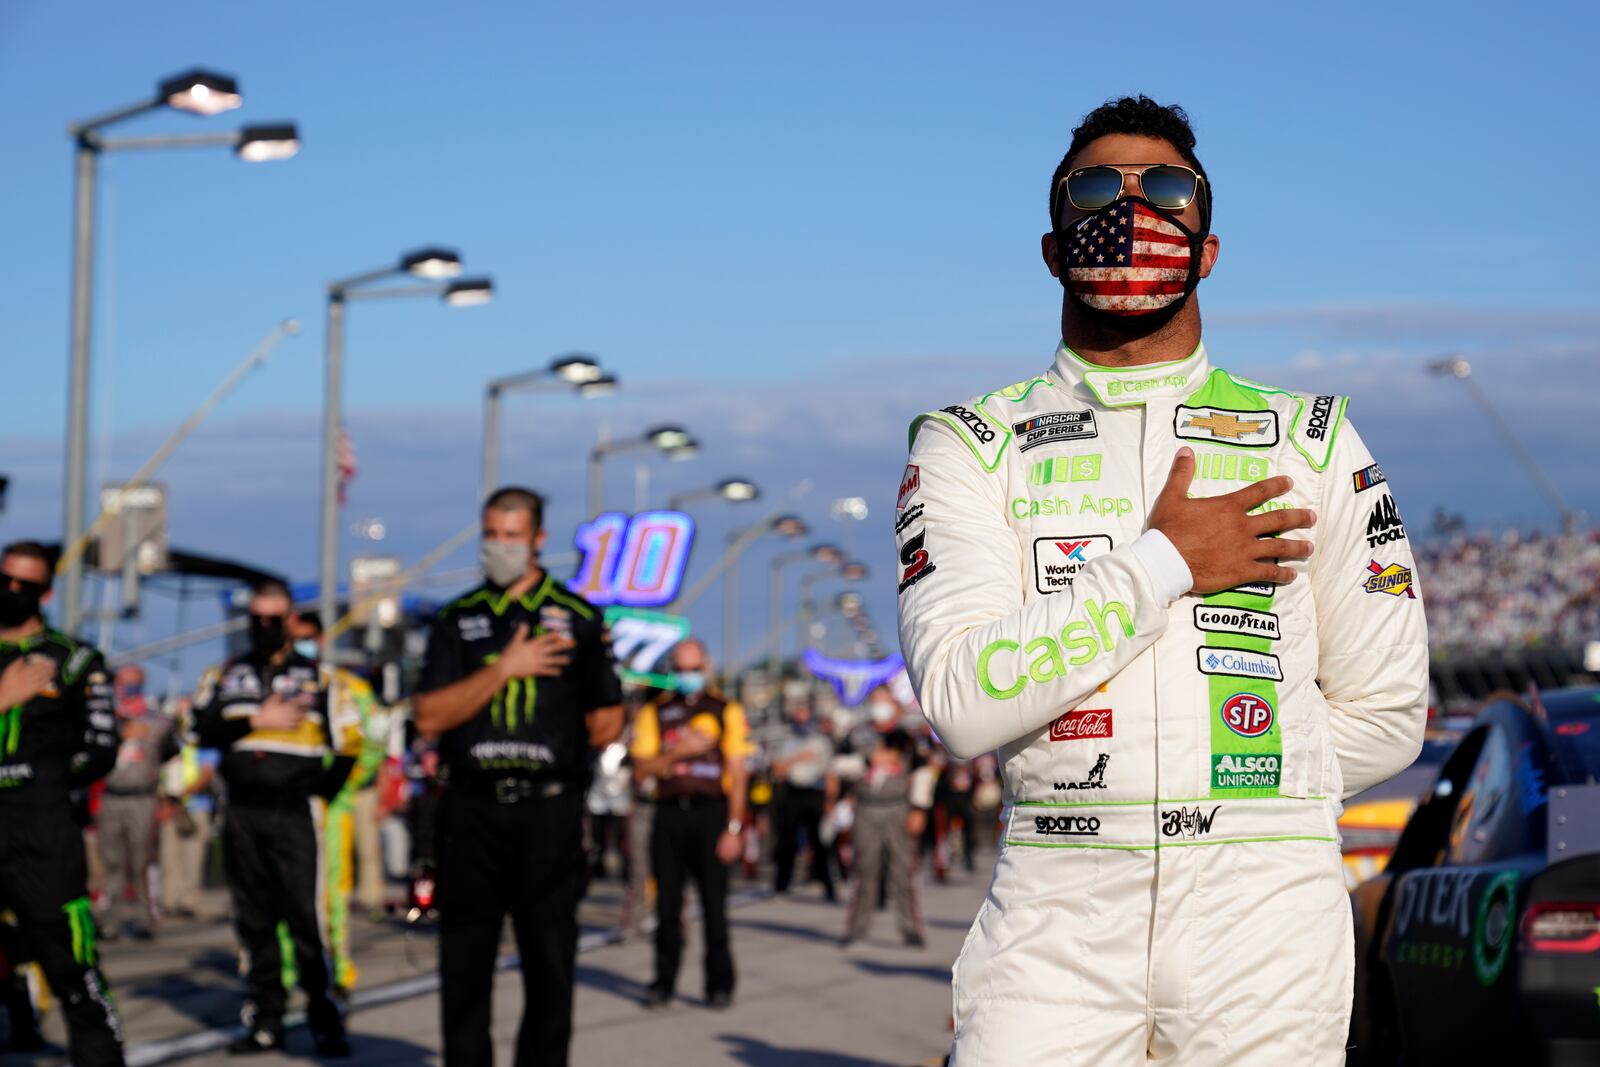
[1352,462,1386,493]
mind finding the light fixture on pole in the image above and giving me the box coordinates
[586,425,699,518]
[797,559,868,655]
[59,68,300,633]
[483,354,620,499]
[766,542,843,712]
[719,514,805,684]
[1428,355,1576,534]
[665,478,761,511]
[319,248,496,634]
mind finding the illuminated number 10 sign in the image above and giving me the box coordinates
[572,510,696,606]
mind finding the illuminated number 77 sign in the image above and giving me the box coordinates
[572,510,696,607]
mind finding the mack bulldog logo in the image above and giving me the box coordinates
[1053,753,1109,791]
[1049,708,1112,742]
[1161,804,1220,838]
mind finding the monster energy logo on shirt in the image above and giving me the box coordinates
[481,653,538,730]
[1,705,21,755]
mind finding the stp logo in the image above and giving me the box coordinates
[1220,693,1274,738]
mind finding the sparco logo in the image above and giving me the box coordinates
[941,404,996,443]
[1304,395,1335,440]
[1161,804,1220,838]
[1034,814,1101,837]
[1049,708,1112,741]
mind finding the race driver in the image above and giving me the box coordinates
[895,96,1429,1065]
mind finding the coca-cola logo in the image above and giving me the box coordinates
[1049,708,1113,741]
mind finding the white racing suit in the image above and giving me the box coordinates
[896,342,1429,1065]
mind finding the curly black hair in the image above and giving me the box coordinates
[1049,95,1210,226]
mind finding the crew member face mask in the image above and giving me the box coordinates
[481,540,531,588]
[1055,196,1205,327]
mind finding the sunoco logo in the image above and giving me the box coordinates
[1212,753,1281,789]
[941,404,995,443]
[1033,814,1101,837]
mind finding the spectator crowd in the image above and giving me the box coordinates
[1417,527,1600,654]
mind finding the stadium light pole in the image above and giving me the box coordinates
[766,543,844,713]
[483,355,617,500]
[1428,356,1576,534]
[587,426,697,518]
[60,69,300,632]
[709,513,806,685]
[320,249,495,634]
[797,559,868,654]
[665,478,760,511]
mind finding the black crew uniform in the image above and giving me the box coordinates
[192,650,354,1054]
[0,626,124,1067]
[419,576,621,1067]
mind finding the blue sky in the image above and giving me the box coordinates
[2,2,1597,683]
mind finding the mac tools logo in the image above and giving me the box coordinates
[1032,535,1113,594]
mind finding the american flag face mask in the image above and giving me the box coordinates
[1058,196,1204,322]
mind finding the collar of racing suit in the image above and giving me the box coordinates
[1048,340,1210,408]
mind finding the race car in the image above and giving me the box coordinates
[1339,719,1470,887]
[1347,687,1600,1066]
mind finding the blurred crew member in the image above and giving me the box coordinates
[193,579,355,1056]
[414,487,623,1067]
[841,729,925,947]
[98,665,173,941]
[287,611,387,995]
[157,700,218,920]
[770,705,834,899]
[630,639,753,1010]
[0,541,124,1066]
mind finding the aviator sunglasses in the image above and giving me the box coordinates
[1057,164,1205,217]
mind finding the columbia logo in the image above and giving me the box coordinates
[1205,654,1221,670]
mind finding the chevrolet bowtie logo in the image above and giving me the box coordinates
[1184,413,1268,439]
